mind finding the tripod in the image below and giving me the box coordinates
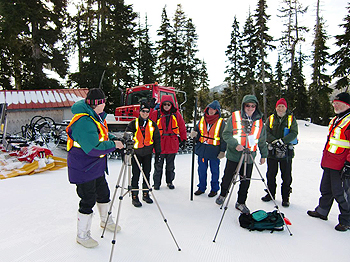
[213,138,293,242]
[101,147,181,262]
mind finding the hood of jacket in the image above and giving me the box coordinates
[160,95,177,114]
[240,95,263,120]
[205,100,221,117]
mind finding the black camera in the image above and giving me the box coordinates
[241,118,253,134]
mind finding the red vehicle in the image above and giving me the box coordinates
[111,82,186,131]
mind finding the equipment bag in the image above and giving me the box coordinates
[239,210,284,232]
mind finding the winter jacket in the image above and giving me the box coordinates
[194,100,227,159]
[66,100,117,184]
[149,95,187,154]
[125,116,161,157]
[321,108,350,170]
[222,95,268,163]
[265,109,298,160]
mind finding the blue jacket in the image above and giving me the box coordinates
[194,100,227,159]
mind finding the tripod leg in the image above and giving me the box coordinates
[219,153,245,209]
[213,154,244,242]
[101,162,126,238]
[248,154,293,236]
[109,155,131,262]
[132,154,181,251]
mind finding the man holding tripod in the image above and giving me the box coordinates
[215,95,268,214]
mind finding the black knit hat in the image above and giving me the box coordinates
[333,92,350,106]
[140,101,151,111]
[85,88,106,105]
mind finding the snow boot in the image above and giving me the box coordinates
[215,195,225,205]
[97,202,121,233]
[194,189,204,196]
[335,224,350,232]
[208,191,217,198]
[132,195,142,207]
[261,194,274,202]
[142,192,153,204]
[235,202,250,214]
[76,212,98,248]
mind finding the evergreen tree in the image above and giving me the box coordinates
[278,0,308,72]
[181,17,201,121]
[253,0,275,118]
[240,10,258,98]
[69,0,137,113]
[137,15,157,85]
[198,60,210,113]
[156,6,173,86]
[0,0,69,90]
[224,16,242,112]
[309,3,332,125]
[331,3,350,90]
[285,50,308,118]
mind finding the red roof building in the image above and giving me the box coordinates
[0,89,88,110]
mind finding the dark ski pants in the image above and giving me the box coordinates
[131,153,152,196]
[266,158,292,200]
[153,153,176,186]
[197,157,220,192]
[76,175,110,214]
[220,159,253,204]
[316,167,350,226]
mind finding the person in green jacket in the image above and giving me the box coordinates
[261,98,298,207]
[215,95,268,214]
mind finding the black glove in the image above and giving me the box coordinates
[275,144,287,158]
[179,140,186,150]
[341,161,350,180]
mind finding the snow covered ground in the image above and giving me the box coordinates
[1,120,349,262]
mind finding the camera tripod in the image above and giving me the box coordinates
[101,147,181,262]
[213,141,293,242]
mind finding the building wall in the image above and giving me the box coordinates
[5,108,71,135]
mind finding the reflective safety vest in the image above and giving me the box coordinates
[157,114,179,136]
[66,113,109,157]
[326,114,350,154]
[133,118,155,149]
[269,114,293,129]
[232,111,263,151]
[198,116,223,146]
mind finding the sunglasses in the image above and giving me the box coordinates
[245,104,256,108]
[141,109,150,113]
[163,103,172,106]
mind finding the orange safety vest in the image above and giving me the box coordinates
[66,113,109,155]
[232,111,263,151]
[325,114,350,154]
[198,116,223,146]
[133,118,155,149]
[157,114,179,136]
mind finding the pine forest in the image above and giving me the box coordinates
[1,0,350,125]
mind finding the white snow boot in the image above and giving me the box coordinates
[76,212,99,248]
[97,202,121,233]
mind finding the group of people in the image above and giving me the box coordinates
[65,88,350,248]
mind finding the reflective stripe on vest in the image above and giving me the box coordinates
[326,114,350,154]
[157,114,179,136]
[66,113,109,157]
[232,111,263,151]
[269,114,293,129]
[198,116,223,146]
[133,118,155,149]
